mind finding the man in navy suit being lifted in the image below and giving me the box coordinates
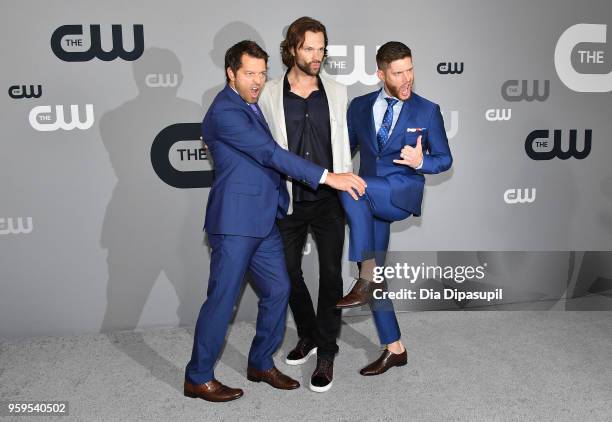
[336,41,453,376]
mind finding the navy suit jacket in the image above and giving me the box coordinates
[203,85,325,238]
[348,90,452,216]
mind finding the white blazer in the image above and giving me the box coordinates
[258,75,353,214]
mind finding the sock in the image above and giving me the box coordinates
[359,259,376,282]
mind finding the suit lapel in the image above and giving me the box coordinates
[223,85,273,137]
[320,77,337,144]
[273,79,288,146]
[253,104,272,136]
[383,94,416,152]
[366,90,379,149]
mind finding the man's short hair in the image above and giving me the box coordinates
[280,16,328,68]
[376,41,412,70]
[224,40,269,82]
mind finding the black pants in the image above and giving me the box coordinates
[276,195,345,360]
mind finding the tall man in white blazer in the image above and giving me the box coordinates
[258,17,352,393]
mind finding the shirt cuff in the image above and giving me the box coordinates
[319,169,328,184]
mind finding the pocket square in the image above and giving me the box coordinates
[407,127,426,132]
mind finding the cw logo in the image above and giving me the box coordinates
[151,123,214,189]
[555,24,611,92]
[322,45,379,86]
[145,74,179,88]
[442,110,459,139]
[302,242,312,256]
[51,24,144,62]
[525,129,592,160]
[8,84,42,99]
[504,188,536,204]
[437,62,464,74]
[501,80,550,102]
[0,217,33,235]
[485,108,512,121]
[29,105,94,132]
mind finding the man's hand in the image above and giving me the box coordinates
[324,172,367,200]
[393,135,423,168]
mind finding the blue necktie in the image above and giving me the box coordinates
[249,103,261,116]
[249,102,268,127]
[376,97,398,151]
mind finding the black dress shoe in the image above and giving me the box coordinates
[336,278,376,308]
[285,338,317,365]
[309,357,333,393]
[359,349,407,376]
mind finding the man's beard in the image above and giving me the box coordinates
[296,59,321,76]
[385,83,411,100]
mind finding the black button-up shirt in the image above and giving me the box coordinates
[283,72,334,202]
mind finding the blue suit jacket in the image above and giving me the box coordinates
[348,90,452,216]
[203,85,325,238]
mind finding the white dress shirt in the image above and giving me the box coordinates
[373,87,404,135]
[372,87,422,169]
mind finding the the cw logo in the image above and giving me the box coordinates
[29,105,94,131]
[555,24,611,92]
[525,129,592,160]
[442,110,459,139]
[151,123,214,189]
[504,188,536,204]
[145,74,179,88]
[501,80,550,101]
[8,84,42,99]
[322,45,379,86]
[51,24,144,62]
[302,243,312,256]
[437,62,464,74]
[485,108,512,121]
[0,217,33,235]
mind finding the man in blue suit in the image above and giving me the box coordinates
[184,40,366,402]
[335,42,452,376]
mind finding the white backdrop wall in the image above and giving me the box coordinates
[1,0,611,338]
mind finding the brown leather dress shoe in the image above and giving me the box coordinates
[336,278,376,308]
[246,366,300,390]
[359,349,407,376]
[184,380,244,402]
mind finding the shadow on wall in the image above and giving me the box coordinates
[566,176,612,310]
[98,47,206,393]
[98,23,267,392]
[99,47,204,334]
[201,22,266,111]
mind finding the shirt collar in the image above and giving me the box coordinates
[228,83,256,105]
[377,86,403,105]
[283,71,324,93]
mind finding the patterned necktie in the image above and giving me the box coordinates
[376,97,399,151]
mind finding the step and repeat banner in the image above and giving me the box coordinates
[1,0,611,338]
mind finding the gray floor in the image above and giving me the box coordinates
[1,310,611,422]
